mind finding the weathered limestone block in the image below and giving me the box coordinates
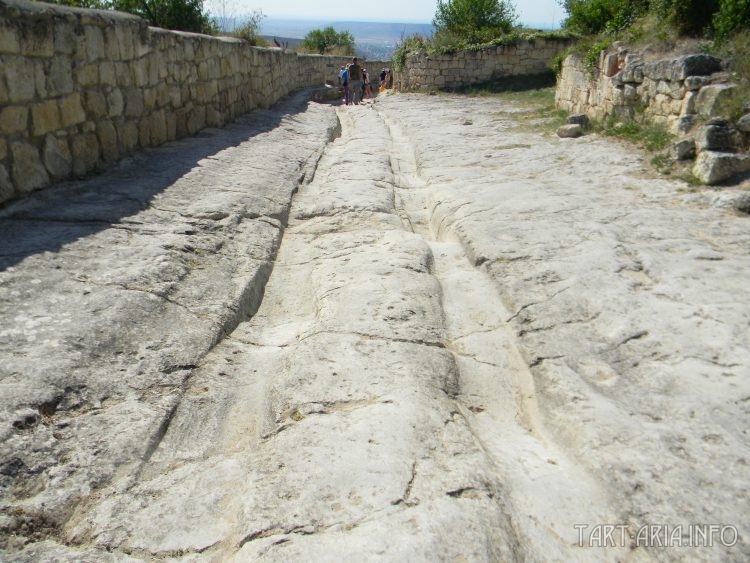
[0,105,29,134]
[0,138,6,160]
[0,163,12,201]
[124,89,145,117]
[71,132,100,176]
[0,21,20,53]
[693,151,750,184]
[19,19,54,57]
[97,120,119,162]
[59,93,86,128]
[118,120,139,152]
[695,122,742,151]
[85,25,105,62]
[76,62,99,88]
[682,91,697,115]
[669,138,696,160]
[557,124,584,138]
[3,56,36,102]
[149,110,167,145]
[674,54,722,79]
[84,91,107,118]
[107,88,124,117]
[737,113,750,132]
[42,133,72,178]
[685,76,710,91]
[46,58,74,96]
[11,141,49,193]
[99,61,116,86]
[31,100,61,136]
[695,84,736,118]
[53,21,76,55]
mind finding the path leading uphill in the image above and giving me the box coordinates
[1,89,749,561]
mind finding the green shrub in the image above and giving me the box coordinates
[650,0,719,36]
[561,0,648,35]
[713,0,750,41]
[299,26,355,55]
[433,0,518,43]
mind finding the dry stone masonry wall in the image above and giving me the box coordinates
[0,0,362,205]
[395,38,572,91]
[556,48,750,184]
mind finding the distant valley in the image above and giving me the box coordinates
[259,18,435,59]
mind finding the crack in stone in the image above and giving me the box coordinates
[517,313,601,337]
[506,286,572,323]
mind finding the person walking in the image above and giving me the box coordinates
[339,65,349,105]
[347,57,363,105]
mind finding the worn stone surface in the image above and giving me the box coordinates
[695,123,742,151]
[693,150,750,184]
[737,113,750,133]
[557,123,583,138]
[1,90,749,561]
[669,138,696,160]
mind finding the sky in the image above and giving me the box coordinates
[205,0,565,27]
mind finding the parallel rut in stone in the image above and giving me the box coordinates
[64,102,623,561]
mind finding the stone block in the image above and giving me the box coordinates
[76,62,99,88]
[99,61,116,86]
[0,163,12,202]
[19,20,54,57]
[97,120,119,162]
[85,25,105,62]
[695,124,742,151]
[3,56,36,103]
[59,93,86,128]
[566,113,589,128]
[84,91,108,118]
[149,110,167,145]
[138,117,151,147]
[682,91,697,115]
[47,57,74,97]
[684,76,710,91]
[33,60,47,99]
[0,105,29,134]
[108,89,125,117]
[119,120,139,152]
[675,114,698,134]
[695,84,736,119]
[674,54,722,80]
[0,22,20,54]
[557,124,584,138]
[71,133,100,177]
[669,139,696,161]
[0,138,6,160]
[693,151,750,185]
[11,141,49,194]
[31,100,61,136]
[42,134,72,179]
[124,89,144,117]
[736,113,750,133]
[54,22,76,55]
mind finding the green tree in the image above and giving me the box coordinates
[300,26,355,55]
[41,0,218,34]
[433,0,518,42]
[712,0,750,41]
[231,10,266,45]
[560,0,649,35]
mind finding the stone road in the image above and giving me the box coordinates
[1,89,749,561]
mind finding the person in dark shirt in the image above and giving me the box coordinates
[347,57,363,105]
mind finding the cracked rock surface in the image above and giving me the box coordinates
[2,90,749,561]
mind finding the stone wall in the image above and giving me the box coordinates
[394,38,573,91]
[556,47,750,184]
[0,0,378,205]
[555,48,734,133]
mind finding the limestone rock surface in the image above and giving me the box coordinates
[1,89,749,561]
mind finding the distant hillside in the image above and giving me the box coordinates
[259,18,434,59]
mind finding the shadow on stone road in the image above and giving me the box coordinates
[0,92,315,271]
